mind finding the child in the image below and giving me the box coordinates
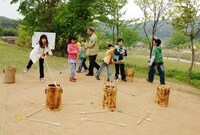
[95,44,115,81]
[114,38,127,82]
[24,34,53,83]
[67,36,80,82]
[147,38,165,84]
[77,39,88,73]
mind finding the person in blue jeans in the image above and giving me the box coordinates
[96,44,115,82]
[77,39,88,73]
[147,38,165,84]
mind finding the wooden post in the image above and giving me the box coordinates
[3,65,16,84]
[103,85,117,111]
[155,85,170,107]
[45,84,63,111]
[126,68,135,82]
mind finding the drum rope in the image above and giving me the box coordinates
[1,89,8,135]
[44,59,57,87]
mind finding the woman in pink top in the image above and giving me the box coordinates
[67,36,80,82]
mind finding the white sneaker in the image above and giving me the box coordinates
[24,68,28,73]
[40,78,44,83]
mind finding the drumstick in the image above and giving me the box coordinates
[25,107,45,118]
[42,103,84,106]
[88,92,101,97]
[44,59,57,87]
[118,90,135,96]
[117,110,153,122]
[137,111,151,125]
[62,103,84,105]
[80,110,109,114]
[1,88,8,135]
[81,118,126,127]
[23,117,61,126]
[109,76,112,88]
[102,81,106,87]
[114,79,119,88]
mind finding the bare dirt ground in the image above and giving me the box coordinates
[1,68,200,135]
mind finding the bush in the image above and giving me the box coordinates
[191,72,200,80]
[16,25,31,48]
[3,28,18,36]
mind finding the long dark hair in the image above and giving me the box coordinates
[38,34,49,48]
[68,36,77,44]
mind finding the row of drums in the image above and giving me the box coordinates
[2,65,62,111]
[3,66,170,112]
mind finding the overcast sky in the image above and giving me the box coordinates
[0,0,143,20]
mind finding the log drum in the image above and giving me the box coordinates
[45,84,63,111]
[155,85,170,107]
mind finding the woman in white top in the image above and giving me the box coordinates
[24,34,52,82]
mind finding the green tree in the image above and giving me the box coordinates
[120,26,141,46]
[0,26,3,36]
[94,0,138,44]
[11,0,61,33]
[168,30,188,49]
[11,0,96,56]
[172,0,200,83]
[133,0,172,57]
[52,0,96,55]
[16,25,31,47]
[3,28,18,36]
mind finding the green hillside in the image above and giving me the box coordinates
[0,16,19,28]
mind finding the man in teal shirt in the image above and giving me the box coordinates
[147,38,165,84]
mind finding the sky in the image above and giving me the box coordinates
[0,0,143,20]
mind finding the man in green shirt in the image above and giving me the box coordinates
[147,38,165,84]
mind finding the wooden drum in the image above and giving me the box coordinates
[126,68,135,82]
[3,65,16,84]
[155,85,170,107]
[45,84,63,111]
[103,85,117,111]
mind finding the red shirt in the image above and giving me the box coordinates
[67,43,80,59]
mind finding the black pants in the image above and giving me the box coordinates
[77,57,88,72]
[26,58,44,78]
[88,55,100,75]
[148,62,165,84]
[115,63,126,80]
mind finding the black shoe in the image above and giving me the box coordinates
[146,79,153,83]
[86,74,93,76]
[107,79,112,82]
[95,75,100,80]
[76,71,81,73]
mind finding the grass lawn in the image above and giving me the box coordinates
[0,41,67,72]
[1,42,200,89]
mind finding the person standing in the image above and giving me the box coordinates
[77,39,88,73]
[67,36,80,82]
[86,27,100,76]
[24,34,53,83]
[95,44,115,82]
[147,38,165,84]
[114,38,127,82]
